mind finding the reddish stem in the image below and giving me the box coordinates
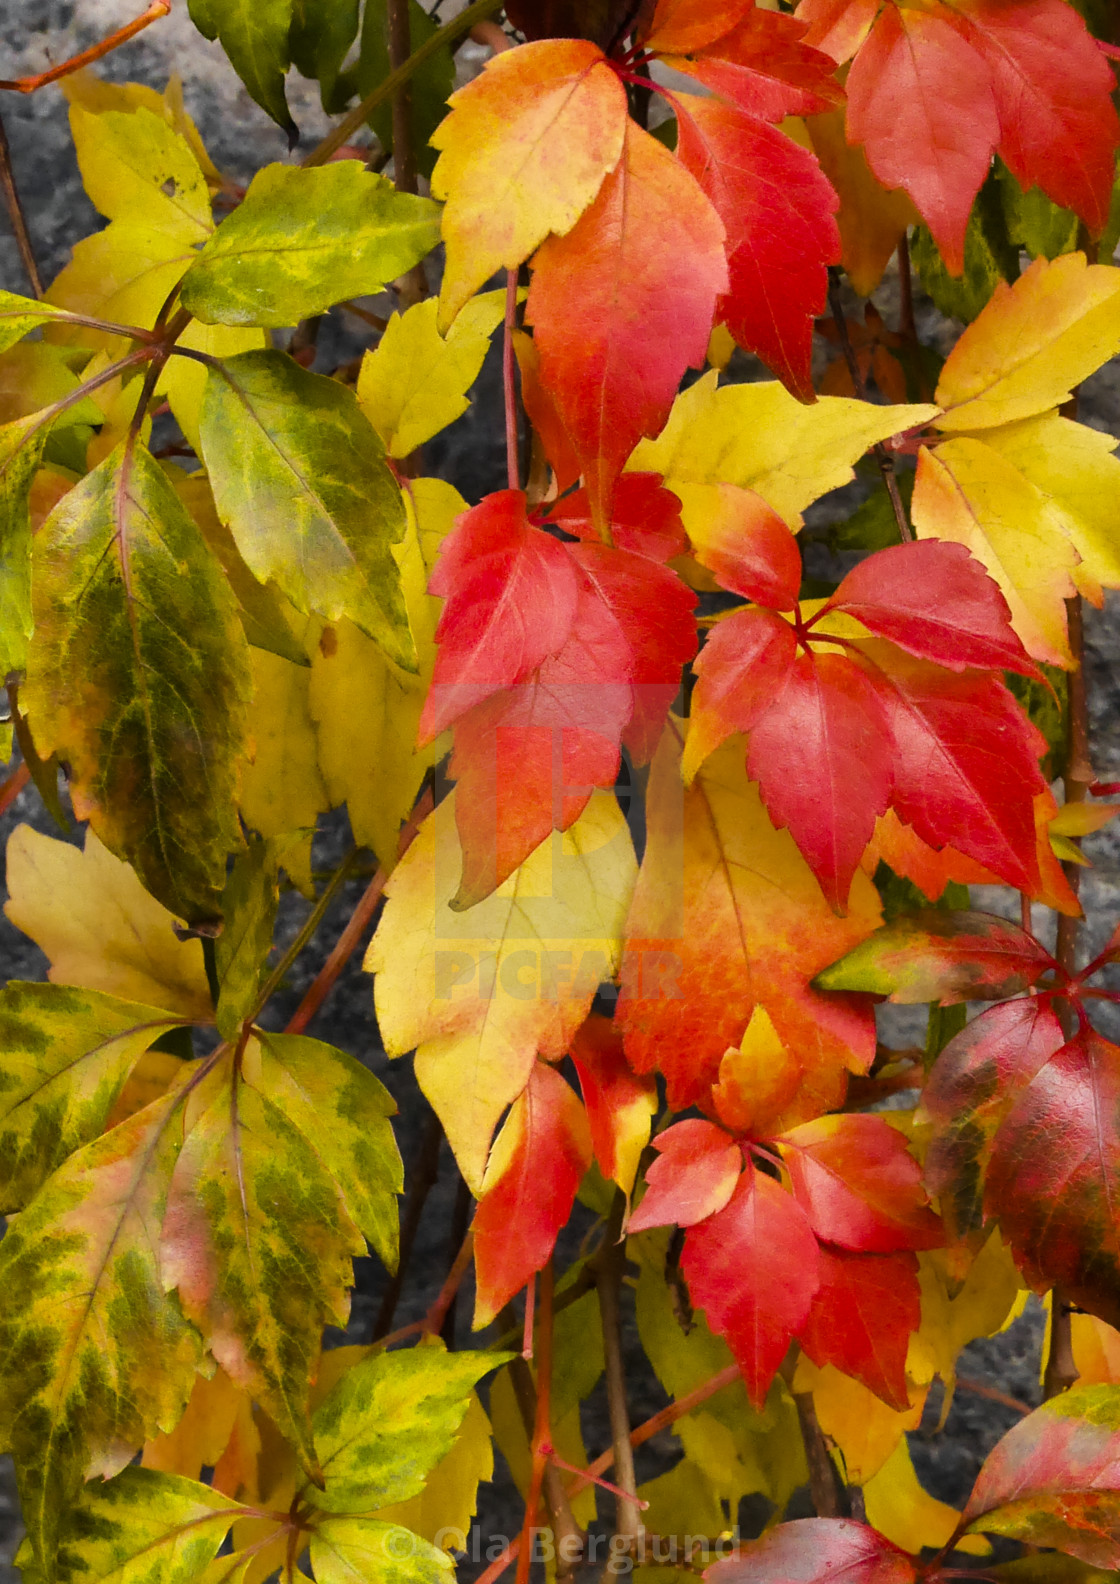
[513,1261,555,1584]
[0,760,30,818]
[503,269,521,491]
[0,1,171,92]
[540,1445,649,1509]
[522,1274,536,1361]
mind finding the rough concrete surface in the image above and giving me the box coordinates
[2,4,1120,1579]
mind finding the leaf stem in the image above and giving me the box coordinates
[0,760,29,817]
[826,266,912,543]
[596,1188,644,1555]
[514,1259,557,1584]
[250,846,363,1018]
[794,1386,844,1517]
[0,110,41,296]
[302,0,505,168]
[504,269,522,492]
[0,1,171,93]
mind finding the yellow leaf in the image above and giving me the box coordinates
[1071,1312,1120,1386]
[368,790,637,1191]
[309,479,462,870]
[240,645,330,889]
[912,440,1079,667]
[62,68,221,186]
[357,291,506,458]
[977,410,1120,601]
[142,1367,246,1480]
[0,342,95,426]
[706,324,736,371]
[4,823,211,1019]
[431,38,628,327]
[1050,802,1120,838]
[911,1231,1021,1396]
[863,1438,989,1556]
[934,254,1120,432]
[805,109,920,298]
[69,103,212,244]
[710,1006,803,1137]
[45,223,196,352]
[374,1391,494,1549]
[158,321,267,454]
[105,1046,188,1130]
[630,372,936,528]
[792,1357,925,1485]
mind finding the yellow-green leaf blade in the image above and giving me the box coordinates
[0,290,69,356]
[51,1465,243,1584]
[22,442,252,926]
[180,163,440,328]
[0,409,50,674]
[198,350,415,672]
[187,0,296,136]
[310,1517,451,1584]
[68,103,212,244]
[213,841,279,1039]
[0,1088,203,1574]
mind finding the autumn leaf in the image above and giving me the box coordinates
[707,1516,915,1583]
[310,1517,449,1584]
[239,644,330,892]
[815,910,1058,1004]
[778,1114,942,1253]
[627,1119,743,1233]
[473,1062,592,1327]
[431,38,628,327]
[4,823,212,1017]
[22,441,251,927]
[658,4,845,122]
[68,102,212,245]
[369,790,636,1191]
[187,0,296,134]
[569,1015,657,1195]
[618,722,880,1113]
[528,118,727,524]
[181,162,440,328]
[798,1248,922,1411]
[804,108,919,297]
[198,351,415,671]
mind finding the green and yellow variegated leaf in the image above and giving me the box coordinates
[0,409,49,673]
[310,1517,450,1584]
[44,226,196,354]
[0,1088,203,1573]
[158,321,268,457]
[160,1051,365,1475]
[309,1344,510,1514]
[187,0,295,136]
[249,1031,402,1270]
[0,980,185,1212]
[51,1466,243,1584]
[373,1390,493,1549]
[356,292,505,459]
[68,104,212,244]
[309,478,462,868]
[0,290,69,356]
[198,351,415,672]
[180,163,440,328]
[23,441,252,926]
[214,842,279,1039]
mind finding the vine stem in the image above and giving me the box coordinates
[513,1260,556,1584]
[0,111,41,296]
[0,761,29,817]
[595,1189,643,1554]
[302,0,504,168]
[0,1,171,93]
[250,848,363,1019]
[794,1388,843,1517]
[826,266,912,543]
[473,1363,743,1584]
[504,269,521,491]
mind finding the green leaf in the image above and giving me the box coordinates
[22,442,252,927]
[311,1516,451,1584]
[912,179,1016,325]
[0,1088,203,1575]
[0,980,184,1212]
[51,1466,243,1584]
[997,162,1079,262]
[355,0,454,182]
[827,472,914,555]
[68,104,212,244]
[180,163,440,328]
[252,1030,403,1270]
[214,840,279,1038]
[187,0,296,138]
[812,910,1055,1004]
[0,409,49,674]
[356,291,506,458]
[291,0,360,111]
[0,290,68,356]
[198,351,415,670]
[310,1345,511,1513]
[160,1050,366,1476]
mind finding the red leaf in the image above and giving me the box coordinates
[512,328,582,496]
[960,0,1119,235]
[921,997,1066,1243]
[707,1518,916,1583]
[447,545,695,905]
[528,119,727,527]
[845,3,999,274]
[681,1160,820,1407]
[421,491,581,740]
[798,1247,921,1411]
[746,650,894,912]
[987,1029,1120,1331]
[473,1062,592,1328]
[685,608,798,780]
[672,8,845,122]
[674,96,839,401]
[855,640,1047,895]
[797,0,880,64]
[641,0,755,55]
[548,473,688,564]
[569,1014,657,1191]
[778,1113,943,1253]
[683,483,802,608]
[627,1118,742,1232]
[822,541,1040,679]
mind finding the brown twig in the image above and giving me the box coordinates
[508,1349,586,1576]
[596,1190,643,1555]
[0,111,41,296]
[440,1174,473,1345]
[373,1108,444,1339]
[794,1391,844,1517]
[826,267,912,543]
[514,1261,557,1584]
[0,1,171,93]
[387,0,426,311]
[955,1376,1031,1418]
[504,269,521,491]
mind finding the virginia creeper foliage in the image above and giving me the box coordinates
[4,0,1120,1579]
